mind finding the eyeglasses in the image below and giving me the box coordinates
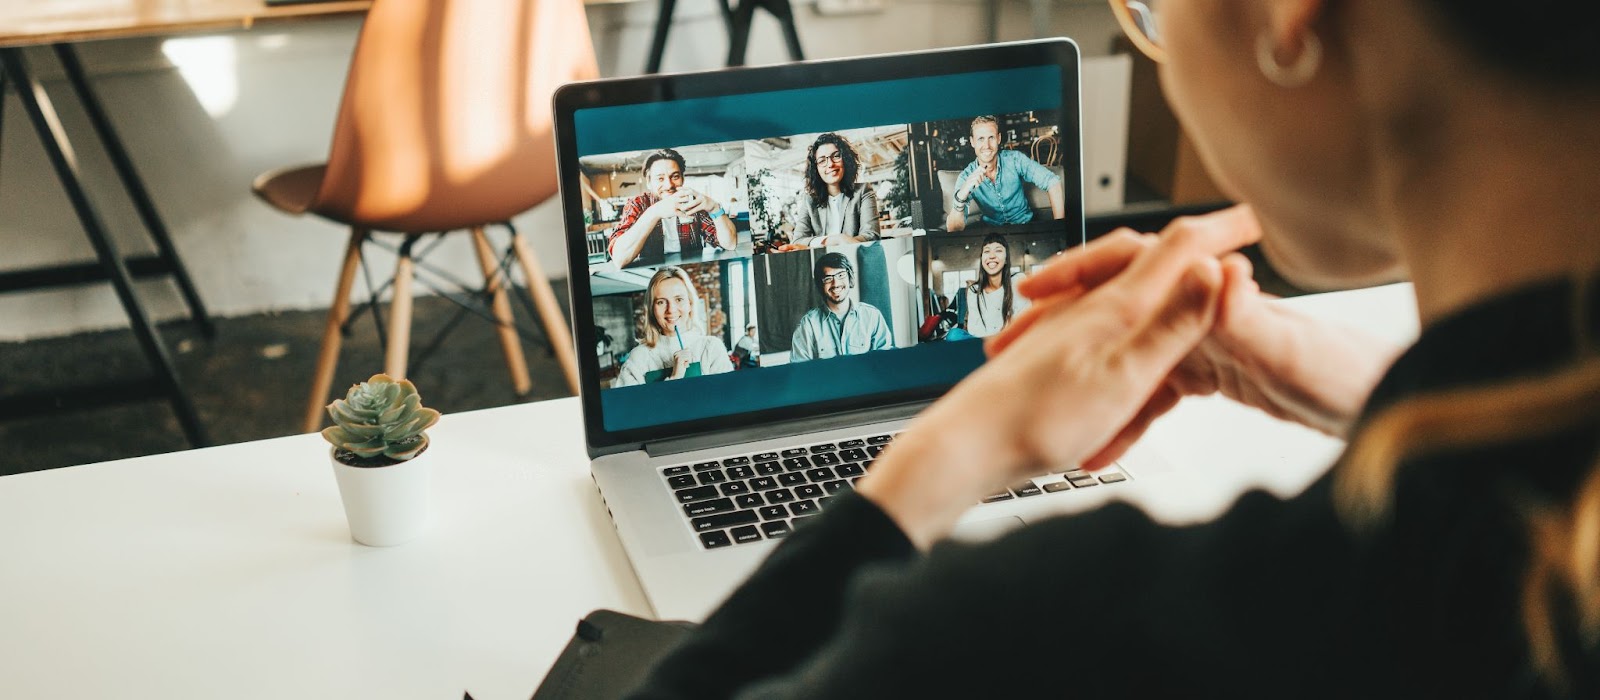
[1109,0,1164,63]
[814,152,844,166]
[820,270,851,286]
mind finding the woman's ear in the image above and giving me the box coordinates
[1266,0,1328,59]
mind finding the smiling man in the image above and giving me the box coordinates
[607,148,738,268]
[789,252,894,363]
[944,116,1064,231]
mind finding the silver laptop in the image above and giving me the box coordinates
[553,39,1175,621]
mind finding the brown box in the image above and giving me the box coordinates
[1118,39,1227,205]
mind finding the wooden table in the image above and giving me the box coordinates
[0,1,370,448]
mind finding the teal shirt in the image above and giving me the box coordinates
[955,150,1060,226]
[790,302,894,362]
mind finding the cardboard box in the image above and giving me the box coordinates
[1119,39,1228,205]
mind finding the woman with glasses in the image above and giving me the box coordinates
[787,132,881,249]
[629,0,1600,695]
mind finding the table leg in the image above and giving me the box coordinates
[0,47,209,448]
[53,43,215,339]
[645,0,678,74]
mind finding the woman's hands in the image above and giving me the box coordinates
[856,213,1247,549]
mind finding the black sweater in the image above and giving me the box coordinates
[627,277,1600,698]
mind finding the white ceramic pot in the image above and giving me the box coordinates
[330,447,432,546]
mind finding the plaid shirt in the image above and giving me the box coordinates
[607,192,721,261]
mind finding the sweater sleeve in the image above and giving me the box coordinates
[629,476,1367,699]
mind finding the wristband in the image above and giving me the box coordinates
[708,207,726,219]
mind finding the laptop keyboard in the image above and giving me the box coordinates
[660,432,1130,549]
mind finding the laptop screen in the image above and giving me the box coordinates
[557,41,1083,450]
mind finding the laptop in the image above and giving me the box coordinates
[553,39,1177,620]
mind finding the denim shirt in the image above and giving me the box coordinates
[956,150,1060,226]
[789,302,894,362]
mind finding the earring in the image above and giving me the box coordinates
[1256,31,1323,88]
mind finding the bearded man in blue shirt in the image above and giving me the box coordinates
[945,115,1065,231]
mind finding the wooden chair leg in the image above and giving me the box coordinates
[510,231,581,396]
[304,228,366,433]
[471,226,533,395]
[384,235,419,380]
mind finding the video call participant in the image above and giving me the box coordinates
[790,252,893,362]
[956,233,1031,338]
[788,133,881,248]
[734,324,761,368]
[607,149,737,268]
[611,267,733,387]
[945,116,1064,231]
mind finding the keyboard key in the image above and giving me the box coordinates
[1012,483,1043,497]
[836,463,864,477]
[850,477,861,485]
[809,443,837,454]
[791,515,816,528]
[684,498,735,517]
[719,481,750,496]
[699,530,732,549]
[667,474,697,489]
[806,467,836,482]
[675,485,718,503]
[790,499,819,516]
[663,465,691,476]
[761,521,791,538]
[727,465,754,480]
[839,448,869,462]
[819,496,834,508]
[1063,469,1089,479]
[812,452,841,466]
[693,461,721,472]
[753,452,780,461]
[866,444,886,457]
[838,438,865,448]
[866,434,894,445]
[1043,481,1073,493]
[780,448,809,458]
[698,470,727,485]
[778,472,806,487]
[766,488,795,503]
[755,461,783,475]
[691,510,758,532]
[782,456,812,470]
[1068,476,1099,488]
[795,484,824,500]
[982,492,1014,503]
[750,477,778,491]
[722,456,751,467]
[758,505,789,520]
[1099,472,1128,484]
[862,459,875,470]
[731,525,762,544]
[735,493,765,509]
[823,479,848,494]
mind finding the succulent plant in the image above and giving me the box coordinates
[321,374,440,464]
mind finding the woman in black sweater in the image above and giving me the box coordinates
[629,0,1600,696]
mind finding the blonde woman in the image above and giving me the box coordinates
[612,267,733,388]
[631,1,1600,696]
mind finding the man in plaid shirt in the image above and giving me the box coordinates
[607,148,738,268]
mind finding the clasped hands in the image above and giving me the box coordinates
[856,205,1400,549]
[650,188,719,219]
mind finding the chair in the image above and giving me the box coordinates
[252,0,596,432]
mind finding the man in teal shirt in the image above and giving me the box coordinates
[790,253,894,362]
[945,115,1065,230]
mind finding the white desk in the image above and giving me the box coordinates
[0,284,1419,699]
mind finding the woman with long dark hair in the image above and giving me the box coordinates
[788,132,880,248]
[957,233,1030,337]
[629,0,1600,695]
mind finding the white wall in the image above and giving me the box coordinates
[0,0,1119,341]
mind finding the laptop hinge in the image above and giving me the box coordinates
[642,401,926,458]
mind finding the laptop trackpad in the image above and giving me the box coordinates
[949,515,1025,543]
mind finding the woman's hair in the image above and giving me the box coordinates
[969,233,1014,328]
[1413,1,1600,87]
[1334,280,1600,690]
[804,133,860,209]
[639,266,698,348]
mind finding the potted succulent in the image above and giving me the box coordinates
[321,374,442,546]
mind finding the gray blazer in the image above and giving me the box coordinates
[789,186,880,246]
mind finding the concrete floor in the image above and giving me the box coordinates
[0,286,574,475]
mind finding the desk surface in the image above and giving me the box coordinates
[0,0,372,48]
[0,284,1419,699]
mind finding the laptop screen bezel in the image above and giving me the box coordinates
[554,39,1084,456]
